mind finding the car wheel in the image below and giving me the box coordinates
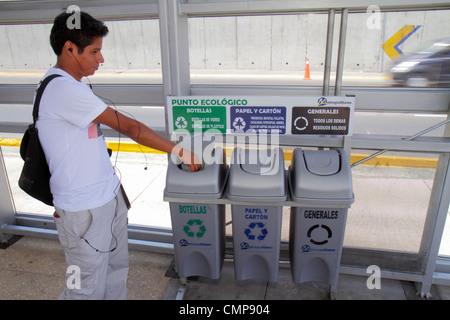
[406,75,431,87]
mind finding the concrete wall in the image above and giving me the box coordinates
[0,10,449,72]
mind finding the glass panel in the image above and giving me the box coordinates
[350,107,442,252]
[0,20,162,84]
[188,10,450,88]
[345,153,436,252]
[1,144,54,215]
[188,14,328,86]
[0,18,164,224]
[439,205,450,256]
[343,10,450,88]
[353,111,448,137]
[111,151,171,228]
[437,154,450,258]
[100,20,162,73]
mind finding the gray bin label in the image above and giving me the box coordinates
[297,208,345,255]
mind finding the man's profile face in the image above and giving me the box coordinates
[74,37,104,77]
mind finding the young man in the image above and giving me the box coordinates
[38,11,200,299]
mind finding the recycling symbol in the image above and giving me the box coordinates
[307,224,332,245]
[183,219,206,238]
[175,116,188,129]
[232,117,246,130]
[294,116,308,131]
[244,222,268,241]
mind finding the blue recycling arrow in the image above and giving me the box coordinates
[244,222,268,241]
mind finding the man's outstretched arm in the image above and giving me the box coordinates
[94,106,201,172]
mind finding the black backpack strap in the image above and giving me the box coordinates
[32,74,62,124]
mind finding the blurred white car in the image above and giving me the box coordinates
[391,38,450,87]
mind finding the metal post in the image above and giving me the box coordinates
[322,8,335,96]
[0,145,17,244]
[418,153,450,298]
[335,8,348,97]
[334,9,350,153]
[159,0,191,139]
[418,101,450,298]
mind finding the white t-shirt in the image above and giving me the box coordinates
[36,67,120,211]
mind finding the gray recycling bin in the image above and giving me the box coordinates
[227,147,286,282]
[288,148,354,286]
[164,137,228,280]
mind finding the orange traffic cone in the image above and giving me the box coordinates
[303,58,311,80]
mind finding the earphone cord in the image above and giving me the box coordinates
[92,90,149,170]
[69,50,149,170]
[82,195,119,253]
[67,50,149,253]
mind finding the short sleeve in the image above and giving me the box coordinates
[41,77,108,129]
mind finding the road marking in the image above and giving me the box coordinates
[0,137,438,168]
[382,25,422,60]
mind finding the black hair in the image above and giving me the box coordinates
[50,10,109,56]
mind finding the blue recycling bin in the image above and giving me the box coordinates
[227,147,286,282]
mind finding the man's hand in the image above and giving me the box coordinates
[178,148,202,172]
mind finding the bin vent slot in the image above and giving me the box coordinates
[241,255,270,280]
[300,257,330,283]
[183,251,212,278]
[240,255,271,280]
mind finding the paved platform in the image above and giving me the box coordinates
[1,236,449,301]
[1,145,450,301]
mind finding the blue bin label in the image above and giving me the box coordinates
[235,207,281,251]
[230,106,286,134]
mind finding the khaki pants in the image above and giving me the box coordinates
[53,190,129,300]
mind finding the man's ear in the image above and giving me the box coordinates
[63,41,76,55]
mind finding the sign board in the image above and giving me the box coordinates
[167,96,355,136]
[230,106,286,134]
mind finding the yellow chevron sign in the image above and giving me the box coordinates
[382,25,422,60]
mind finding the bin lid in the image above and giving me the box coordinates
[289,148,354,207]
[164,138,228,199]
[227,148,287,202]
[303,150,340,176]
[164,162,228,199]
[240,148,279,175]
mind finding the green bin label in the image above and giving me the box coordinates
[172,106,226,133]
